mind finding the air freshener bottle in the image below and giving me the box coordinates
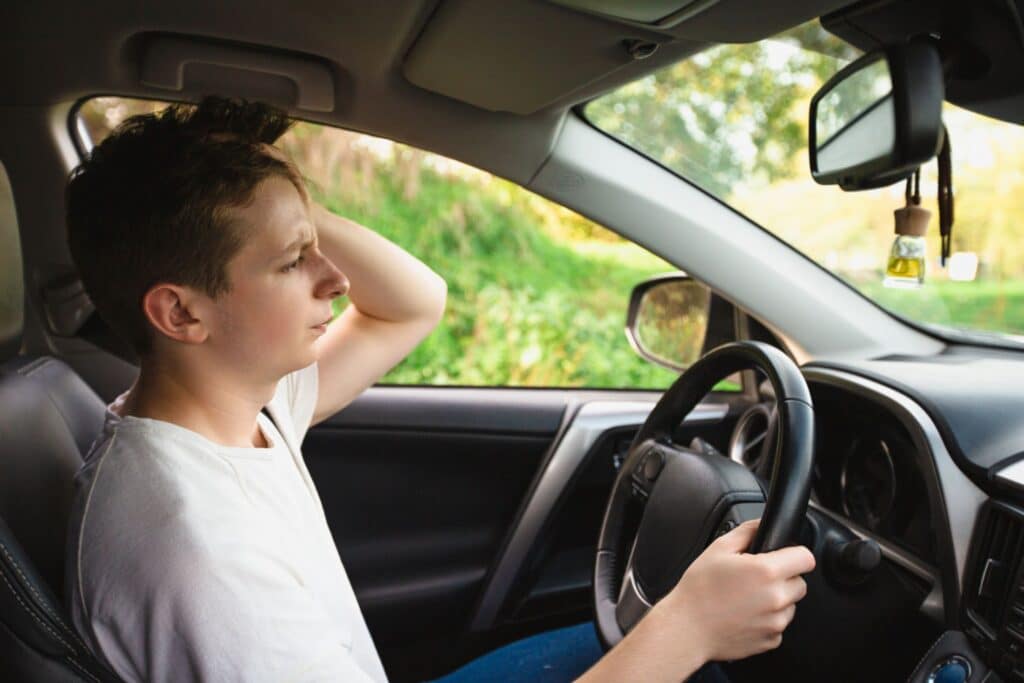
[884,173,930,288]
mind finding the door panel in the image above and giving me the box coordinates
[304,386,741,681]
[304,428,554,640]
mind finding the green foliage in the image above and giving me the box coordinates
[860,280,1024,337]
[584,24,848,197]
[319,166,688,388]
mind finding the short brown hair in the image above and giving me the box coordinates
[66,96,303,354]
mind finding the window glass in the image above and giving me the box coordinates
[76,97,729,389]
[0,160,22,352]
[585,22,1024,345]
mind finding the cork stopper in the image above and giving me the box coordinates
[894,204,930,237]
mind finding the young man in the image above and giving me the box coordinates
[64,97,815,682]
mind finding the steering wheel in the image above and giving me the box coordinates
[593,341,815,648]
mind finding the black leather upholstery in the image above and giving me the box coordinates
[0,356,104,597]
[0,355,121,681]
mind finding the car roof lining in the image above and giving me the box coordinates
[824,0,1024,124]
[3,0,852,186]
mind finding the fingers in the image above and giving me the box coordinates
[710,518,761,553]
[780,602,796,627]
[759,543,816,578]
[783,575,808,604]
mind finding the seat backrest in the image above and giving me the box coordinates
[0,160,120,680]
[0,355,122,682]
[0,356,105,595]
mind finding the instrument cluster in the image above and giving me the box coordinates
[728,383,937,564]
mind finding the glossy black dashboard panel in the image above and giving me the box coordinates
[808,348,1024,492]
[809,382,937,565]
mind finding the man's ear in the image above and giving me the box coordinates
[141,284,209,345]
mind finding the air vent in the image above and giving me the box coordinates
[970,505,1024,630]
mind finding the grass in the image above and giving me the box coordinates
[858,279,1024,337]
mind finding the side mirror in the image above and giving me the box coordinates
[809,42,944,191]
[625,275,710,372]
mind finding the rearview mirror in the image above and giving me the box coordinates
[625,275,710,371]
[809,42,944,191]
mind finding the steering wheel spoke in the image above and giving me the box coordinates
[615,549,652,635]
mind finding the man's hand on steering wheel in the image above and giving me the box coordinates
[659,518,816,662]
[579,518,815,683]
[583,341,818,682]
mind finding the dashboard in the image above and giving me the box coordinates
[473,350,1024,680]
[811,382,935,564]
[796,358,1024,681]
[730,378,940,566]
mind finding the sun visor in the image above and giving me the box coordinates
[403,0,852,115]
[402,0,665,114]
[549,0,724,28]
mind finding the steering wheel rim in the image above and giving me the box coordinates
[593,341,815,649]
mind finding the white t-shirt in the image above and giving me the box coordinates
[65,363,388,682]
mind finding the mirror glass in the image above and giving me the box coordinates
[631,279,710,370]
[814,57,894,176]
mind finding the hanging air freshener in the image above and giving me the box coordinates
[884,168,930,288]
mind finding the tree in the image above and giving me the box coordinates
[584,22,852,198]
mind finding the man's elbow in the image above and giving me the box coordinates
[424,273,447,326]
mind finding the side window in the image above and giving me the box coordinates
[0,160,22,358]
[76,97,729,390]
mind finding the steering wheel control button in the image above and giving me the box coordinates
[641,450,665,482]
[926,656,971,683]
[630,448,665,499]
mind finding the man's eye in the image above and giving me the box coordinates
[282,256,304,272]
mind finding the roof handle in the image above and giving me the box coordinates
[140,34,335,113]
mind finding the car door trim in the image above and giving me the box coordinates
[469,399,729,631]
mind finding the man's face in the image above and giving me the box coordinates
[199,175,347,381]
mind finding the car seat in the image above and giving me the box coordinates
[0,163,122,681]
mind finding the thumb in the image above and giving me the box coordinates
[710,518,761,554]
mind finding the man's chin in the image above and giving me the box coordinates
[267,347,320,381]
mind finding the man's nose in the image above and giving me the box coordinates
[315,254,349,299]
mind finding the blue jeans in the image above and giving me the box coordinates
[429,623,730,682]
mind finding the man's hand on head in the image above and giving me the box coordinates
[258,142,292,166]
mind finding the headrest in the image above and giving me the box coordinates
[0,162,23,362]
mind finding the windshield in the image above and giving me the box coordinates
[585,21,1024,344]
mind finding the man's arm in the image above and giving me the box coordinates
[308,202,446,425]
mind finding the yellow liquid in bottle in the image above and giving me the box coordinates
[886,256,923,279]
